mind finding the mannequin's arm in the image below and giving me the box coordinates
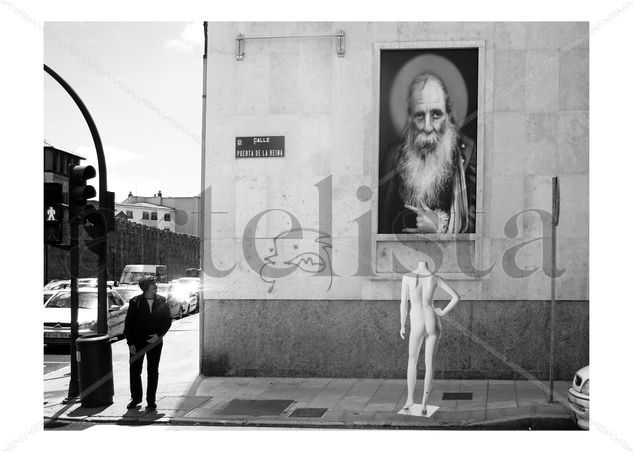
[400,276,409,337]
[436,276,461,316]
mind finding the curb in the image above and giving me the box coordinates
[44,411,573,430]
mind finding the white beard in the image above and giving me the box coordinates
[397,122,458,209]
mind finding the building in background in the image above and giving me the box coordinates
[44,142,86,282]
[43,141,85,205]
[115,200,177,232]
[122,192,200,237]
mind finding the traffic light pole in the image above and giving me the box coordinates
[44,64,109,336]
[66,216,80,401]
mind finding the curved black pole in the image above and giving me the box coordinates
[44,65,111,403]
[44,64,108,194]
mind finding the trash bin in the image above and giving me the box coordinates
[76,334,114,407]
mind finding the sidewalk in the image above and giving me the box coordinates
[44,370,573,430]
[43,316,573,429]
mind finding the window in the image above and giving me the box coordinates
[150,212,158,220]
[142,211,149,220]
[164,213,171,221]
[108,291,123,307]
[125,210,134,219]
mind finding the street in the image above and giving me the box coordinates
[44,314,199,386]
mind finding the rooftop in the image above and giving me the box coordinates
[43,140,87,160]
[117,201,176,211]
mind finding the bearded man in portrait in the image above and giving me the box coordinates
[379,72,477,234]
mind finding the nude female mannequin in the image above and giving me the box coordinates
[400,259,461,415]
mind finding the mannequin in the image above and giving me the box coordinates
[400,259,461,415]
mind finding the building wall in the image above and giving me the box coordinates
[201,22,589,379]
[125,195,200,237]
[115,203,176,232]
[45,217,200,282]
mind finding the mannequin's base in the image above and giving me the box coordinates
[397,404,439,418]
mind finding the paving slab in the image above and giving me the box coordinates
[515,380,548,407]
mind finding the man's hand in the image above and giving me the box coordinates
[400,325,406,339]
[404,203,440,233]
[147,334,160,344]
[434,307,445,317]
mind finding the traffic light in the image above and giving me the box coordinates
[69,165,96,221]
[44,183,63,244]
[82,190,116,254]
[83,205,107,254]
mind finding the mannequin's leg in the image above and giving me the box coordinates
[420,311,441,414]
[404,313,425,409]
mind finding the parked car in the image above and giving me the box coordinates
[170,277,200,313]
[44,279,117,304]
[43,287,128,345]
[166,281,197,319]
[77,278,118,289]
[44,279,69,304]
[567,365,589,429]
[116,264,169,302]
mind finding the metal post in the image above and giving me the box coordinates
[65,217,80,401]
[548,176,560,402]
[110,245,115,281]
[97,241,108,335]
[199,21,208,374]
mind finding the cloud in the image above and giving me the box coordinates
[165,22,204,54]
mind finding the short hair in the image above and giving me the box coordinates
[407,72,453,119]
[139,275,158,291]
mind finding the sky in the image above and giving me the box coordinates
[44,22,204,202]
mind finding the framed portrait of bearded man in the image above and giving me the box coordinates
[376,43,483,237]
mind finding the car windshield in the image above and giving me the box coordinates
[120,272,155,284]
[45,292,98,309]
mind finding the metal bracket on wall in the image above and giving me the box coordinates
[235,30,345,61]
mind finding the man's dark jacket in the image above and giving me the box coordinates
[378,133,477,234]
[124,294,172,347]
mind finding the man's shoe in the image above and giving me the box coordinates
[126,399,141,409]
[146,402,157,412]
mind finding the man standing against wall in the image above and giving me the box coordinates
[123,275,172,412]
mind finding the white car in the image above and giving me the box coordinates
[166,281,197,318]
[44,279,70,304]
[170,277,200,313]
[567,365,589,429]
[43,287,128,345]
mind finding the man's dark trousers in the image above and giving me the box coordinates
[130,340,163,404]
